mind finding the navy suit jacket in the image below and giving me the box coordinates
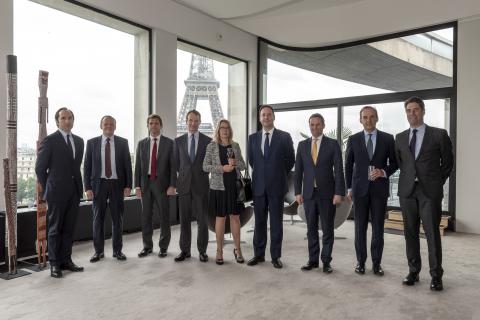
[345,130,398,198]
[35,130,84,202]
[83,135,133,198]
[294,136,345,200]
[248,128,295,197]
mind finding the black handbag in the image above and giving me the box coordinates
[237,169,252,203]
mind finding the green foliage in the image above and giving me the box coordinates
[17,176,37,205]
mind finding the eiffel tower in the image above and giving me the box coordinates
[177,54,224,135]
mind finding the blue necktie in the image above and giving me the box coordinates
[189,134,196,163]
[367,133,373,160]
[409,129,417,158]
[264,132,270,159]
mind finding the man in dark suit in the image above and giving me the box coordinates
[345,106,398,276]
[247,105,295,269]
[395,96,453,291]
[35,107,84,278]
[135,114,176,258]
[173,110,211,262]
[294,113,345,273]
[84,115,132,263]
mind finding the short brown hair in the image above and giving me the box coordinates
[186,109,201,121]
[404,96,425,111]
[147,114,163,126]
[54,107,74,126]
[100,115,116,126]
[214,119,233,144]
[259,105,275,115]
[309,113,324,124]
[359,106,378,118]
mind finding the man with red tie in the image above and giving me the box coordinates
[134,114,176,258]
[84,115,132,262]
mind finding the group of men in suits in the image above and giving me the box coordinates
[36,97,453,291]
[248,97,452,292]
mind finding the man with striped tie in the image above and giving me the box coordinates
[294,113,345,273]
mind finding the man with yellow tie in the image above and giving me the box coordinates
[294,113,345,273]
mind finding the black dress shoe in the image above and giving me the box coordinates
[90,252,104,263]
[61,261,84,272]
[355,263,366,275]
[247,256,265,266]
[373,265,384,276]
[174,251,191,262]
[158,249,167,258]
[430,277,443,291]
[272,259,283,269]
[301,261,319,271]
[402,272,419,286]
[199,252,209,262]
[138,248,153,258]
[323,263,333,273]
[50,266,63,278]
[113,252,127,261]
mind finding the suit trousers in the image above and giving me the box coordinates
[400,182,444,278]
[47,193,80,267]
[178,192,209,254]
[304,189,335,264]
[92,179,124,254]
[353,190,387,266]
[253,195,284,259]
[140,180,171,250]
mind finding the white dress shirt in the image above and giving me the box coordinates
[261,128,274,155]
[101,135,118,179]
[59,129,76,159]
[148,134,161,175]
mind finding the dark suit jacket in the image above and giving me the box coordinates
[135,135,176,193]
[173,132,211,196]
[35,130,84,202]
[248,128,295,197]
[294,136,345,200]
[345,130,398,198]
[83,135,132,197]
[395,125,454,199]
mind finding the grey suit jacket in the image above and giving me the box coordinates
[203,141,246,191]
[134,135,176,193]
[395,125,454,199]
[173,132,212,196]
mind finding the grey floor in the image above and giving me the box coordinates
[1,219,480,320]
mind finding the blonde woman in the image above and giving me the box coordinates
[203,119,246,265]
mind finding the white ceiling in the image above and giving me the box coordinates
[172,0,480,47]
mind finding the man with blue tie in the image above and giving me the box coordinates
[247,105,295,269]
[35,107,84,278]
[395,97,453,291]
[345,106,397,276]
[84,116,132,263]
[294,113,345,273]
[173,110,211,262]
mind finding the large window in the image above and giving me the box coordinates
[177,41,248,152]
[14,0,150,206]
[259,23,455,216]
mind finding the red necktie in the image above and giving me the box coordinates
[105,137,112,178]
[150,138,157,180]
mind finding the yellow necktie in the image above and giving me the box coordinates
[312,138,318,165]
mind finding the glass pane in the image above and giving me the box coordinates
[274,108,338,154]
[342,99,450,210]
[15,0,135,206]
[262,27,453,104]
[176,47,247,153]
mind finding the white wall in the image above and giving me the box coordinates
[0,0,14,211]
[455,17,480,234]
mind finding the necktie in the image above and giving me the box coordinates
[367,133,373,160]
[409,129,417,158]
[150,138,157,181]
[105,137,112,178]
[264,132,270,159]
[312,138,318,165]
[189,134,196,163]
[67,134,74,158]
